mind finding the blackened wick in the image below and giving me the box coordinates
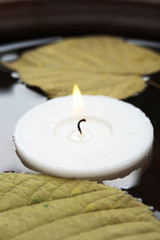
[77,119,86,134]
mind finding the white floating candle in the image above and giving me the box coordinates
[14,87,153,181]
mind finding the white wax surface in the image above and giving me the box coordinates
[14,95,153,181]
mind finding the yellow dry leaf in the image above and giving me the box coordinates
[6,35,160,99]
[9,36,160,75]
[0,173,160,240]
[13,66,145,99]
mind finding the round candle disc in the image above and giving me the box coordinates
[14,95,153,180]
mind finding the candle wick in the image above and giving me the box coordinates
[77,119,86,134]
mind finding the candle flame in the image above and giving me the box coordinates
[72,84,85,119]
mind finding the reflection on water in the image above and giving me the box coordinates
[0,76,46,173]
[103,168,142,189]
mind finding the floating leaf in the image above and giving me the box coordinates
[10,66,145,99]
[0,173,160,240]
[9,36,160,75]
[7,36,160,99]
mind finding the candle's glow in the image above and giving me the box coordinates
[72,84,85,119]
